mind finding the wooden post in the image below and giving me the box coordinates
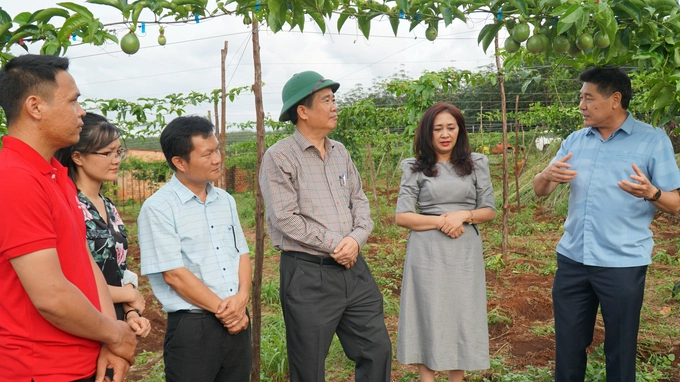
[220,42,228,191]
[250,15,265,382]
[514,95,521,209]
[479,103,484,147]
[367,142,377,204]
[494,35,509,264]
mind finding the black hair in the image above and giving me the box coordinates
[412,102,473,177]
[55,112,122,183]
[160,115,215,172]
[0,54,70,125]
[287,92,316,125]
[578,66,632,109]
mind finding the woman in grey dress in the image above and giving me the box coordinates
[395,102,496,382]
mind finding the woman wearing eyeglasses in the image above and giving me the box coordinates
[56,112,150,338]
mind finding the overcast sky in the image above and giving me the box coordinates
[4,1,498,127]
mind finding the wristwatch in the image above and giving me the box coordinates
[644,188,661,202]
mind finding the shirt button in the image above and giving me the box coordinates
[223,268,226,271]
[216,247,219,250]
[211,225,214,228]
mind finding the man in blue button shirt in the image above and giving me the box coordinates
[139,116,252,382]
[534,66,680,382]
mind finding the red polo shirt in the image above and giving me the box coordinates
[0,136,101,381]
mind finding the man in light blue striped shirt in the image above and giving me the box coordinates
[139,116,252,382]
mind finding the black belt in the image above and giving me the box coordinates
[282,250,342,266]
[170,309,209,315]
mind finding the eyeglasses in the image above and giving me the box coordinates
[89,148,127,161]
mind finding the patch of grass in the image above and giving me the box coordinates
[260,314,288,382]
[486,253,506,272]
[488,307,512,326]
[232,191,256,229]
[529,322,555,337]
[653,250,678,266]
[582,344,676,381]
[325,334,355,381]
[261,279,280,307]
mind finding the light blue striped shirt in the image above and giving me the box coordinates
[138,175,249,312]
[554,112,680,267]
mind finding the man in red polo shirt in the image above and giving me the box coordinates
[0,55,137,382]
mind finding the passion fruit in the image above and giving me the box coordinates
[526,34,549,54]
[552,35,570,54]
[505,37,521,53]
[593,31,610,49]
[576,32,594,51]
[121,32,140,55]
[158,35,166,46]
[425,26,437,41]
[568,41,582,57]
[512,23,530,42]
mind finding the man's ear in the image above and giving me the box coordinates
[611,91,622,109]
[296,104,309,122]
[172,156,186,173]
[24,95,44,120]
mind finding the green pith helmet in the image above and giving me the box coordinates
[279,71,340,122]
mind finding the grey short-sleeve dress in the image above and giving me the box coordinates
[396,153,495,371]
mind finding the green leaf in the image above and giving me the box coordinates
[308,10,325,33]
[13,12,33,25]
[267,10,282,33]
[337,11,350,31]
[441,6,453,25]
[452,7,466,22]
[86,0,125,12]
[29,8,71,24]
[612,1,641,24]
[477,22,502,53]
[0,8,11,24]
[292,8,305,31]
[0,22,12,39]
[560,3,583,24]
[132,1,148,26]
[40,39,62,56]
[357,14,371,39]
[57,2,94,19]
[510,0,528,17]
[389,16,400,36]
[675,47,680,67]
[57,13,87,41]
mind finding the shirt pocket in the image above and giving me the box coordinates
[609,151,648,179]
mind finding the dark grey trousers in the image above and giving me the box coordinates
[280,251,392,382]
[164,309,252,382]
[553,253,647,382]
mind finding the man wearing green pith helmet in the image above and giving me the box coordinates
[259,71,392,382]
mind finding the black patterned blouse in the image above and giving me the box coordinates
[78,192,128,319]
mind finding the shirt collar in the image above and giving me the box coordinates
[586,111,634,137]
[292,129,334,154]
[169,174,222,204]
[1,136,63,176]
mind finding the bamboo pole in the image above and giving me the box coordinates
[220,42,228,191]
[494,35,509,264]
[514,95,521,209]
[367,143,377,204]
[250,16,265,382]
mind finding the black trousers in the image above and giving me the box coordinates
[280,251,392,382]
[164,309,252,382]
[553,254,647,382]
